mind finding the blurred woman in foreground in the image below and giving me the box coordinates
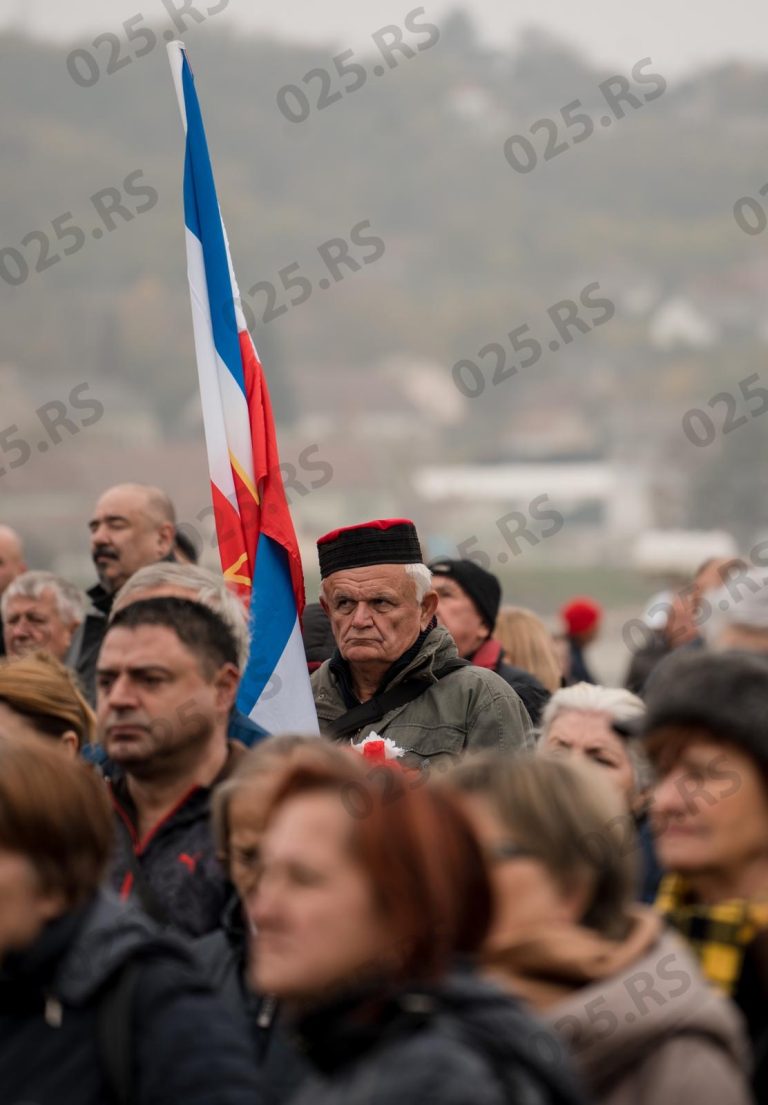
[0,650,93,756]
[449,754,752,1105]
[0,733,261,1105]
[246,748,586,1105]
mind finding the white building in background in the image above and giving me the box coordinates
[648,297,719,350]
[413,460,655,564]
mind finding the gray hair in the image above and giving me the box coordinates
[704,570,768,647]
[320,563,434,604]
[112,562,251,671]
[539,682,653,793]
[1,570,88,626]
[405,563,433,602]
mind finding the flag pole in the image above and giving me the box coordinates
[166,41,188,133]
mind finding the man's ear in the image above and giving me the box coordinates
[157,522,175,557]
[319,592,330,615]
[214,662,241,712]
[420,589,439,626]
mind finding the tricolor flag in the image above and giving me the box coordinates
[167,42,318,735]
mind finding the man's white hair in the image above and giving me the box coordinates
[320,563,434,603]
[1,570,88,626]
[405,562,433,602]
[539,682,653,793]
[112,562,251,671]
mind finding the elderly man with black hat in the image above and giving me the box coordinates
[428,557,551,725]
[312,519,533,766]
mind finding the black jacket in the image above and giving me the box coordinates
[288,970,587,1105]
[71,582,112,705]
[194,897,311,1105]
[107,745,245,938]
[0,889,261,1105]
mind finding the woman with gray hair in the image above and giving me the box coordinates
[538,683,661,902]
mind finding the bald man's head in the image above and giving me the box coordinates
[0,525,26,596]
[88,484,177,594]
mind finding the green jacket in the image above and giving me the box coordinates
[312,626,534,768]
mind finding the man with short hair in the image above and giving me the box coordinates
[112,561,268,746]
[75,483,177,702]
[1,570,87,661]
[0,524,26,657]
[312,519,532,765]
[428,557,550,724]
[96,596,243,937]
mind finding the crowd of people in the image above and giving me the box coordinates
[0,487,767,1104]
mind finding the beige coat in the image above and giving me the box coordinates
[488,913,753,1105]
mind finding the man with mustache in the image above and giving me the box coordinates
[74,483,176,703]
[97,595,243,937]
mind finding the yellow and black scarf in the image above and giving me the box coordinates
[657,874,768,995]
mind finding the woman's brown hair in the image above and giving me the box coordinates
[449,752,637,940]
[264,748,493,983]
[493,606,562,694]
[0,651,95,748]
[0,733,113,907]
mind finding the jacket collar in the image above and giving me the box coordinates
[329,618,438,708]
[469,637,502,670]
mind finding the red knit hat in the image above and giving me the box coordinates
[561,597,602,636]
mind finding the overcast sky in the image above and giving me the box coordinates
[3,0,766,78]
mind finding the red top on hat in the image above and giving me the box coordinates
[318,518,415,545]
[561,597,602,636]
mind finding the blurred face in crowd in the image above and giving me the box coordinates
[249,791,392,1001]
[3,589,79,661]
[96,624,238,778]
[0,527,25,596]
[650,727,768,902]
[321,565,438,671]
[88,486,174,594]
[540,710,635,806]
[432,576,488,658]
[227,779,279,902]
[0,848,65,962]
[460,793,587,949]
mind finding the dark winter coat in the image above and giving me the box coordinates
[0,889,262,1105]
[469,637,551,725]
[287,970,587,1105]
[107,743,245,937]
[194,897,310,1105]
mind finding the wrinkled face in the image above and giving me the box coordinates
[248,791,392,1001]
[0,536,24,596]
[3,591,79,661]
[88,487,173,594]
[461,794,586,949]
[96,624,236,775]
[541,710,636,806]
[650,730,768,888]
[0,849,65,963]
[432,575,487,658]
[321,565,437,669]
